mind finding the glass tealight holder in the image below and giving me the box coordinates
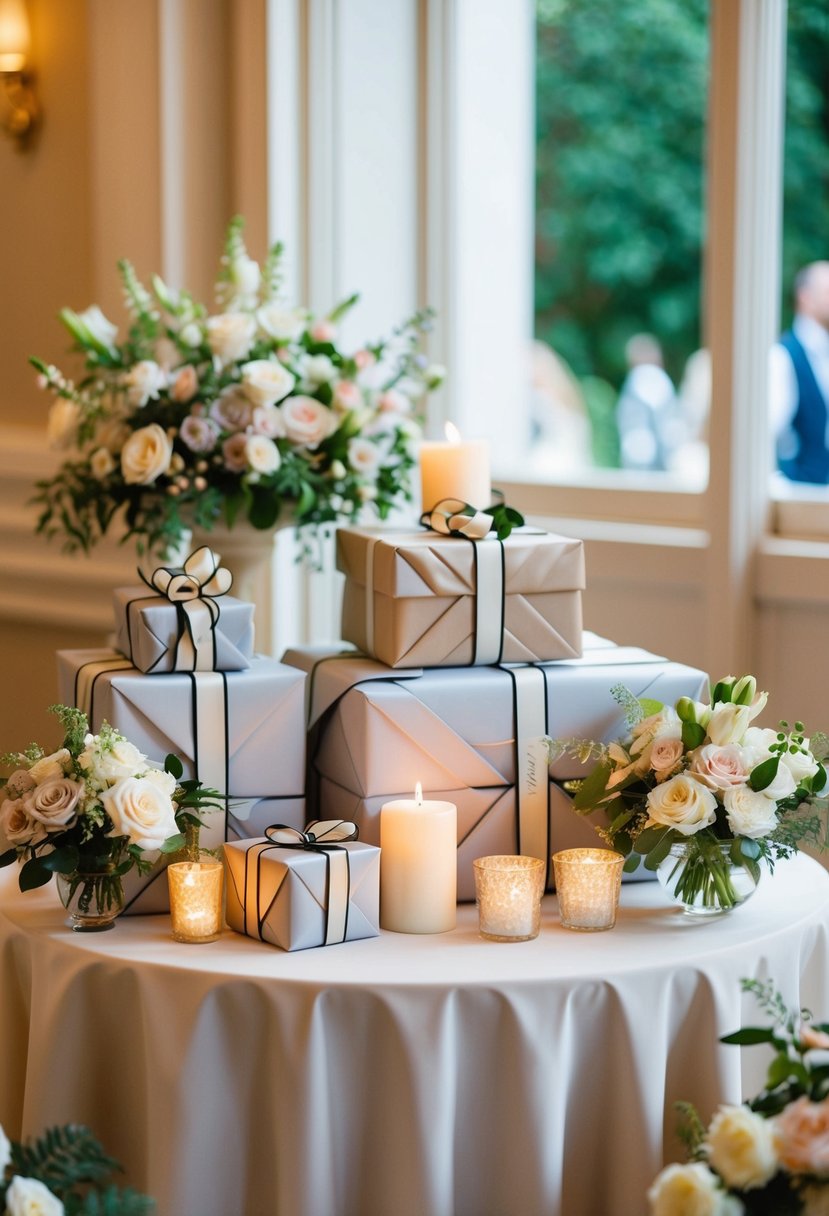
[552,847,624,932]
[167,859,224,943]
[473,855,546,942]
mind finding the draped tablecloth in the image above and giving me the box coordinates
[1,857,828,1216]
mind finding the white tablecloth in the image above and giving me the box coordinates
[1,856,828,1216]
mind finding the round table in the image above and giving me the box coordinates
[1,856,828,1216]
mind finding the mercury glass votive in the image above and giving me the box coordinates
[473,855,546,942]
[552,848,624,932]
[167,860,224,943]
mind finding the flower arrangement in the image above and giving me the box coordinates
[0,705,217,914]
[550,676,828,911]
[649,979,829,1216]
[1,1121,153,1215]
[31,216,443,558]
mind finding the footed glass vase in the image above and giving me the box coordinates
[656,841,761,917]
[56,865,125,932]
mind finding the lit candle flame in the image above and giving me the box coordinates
[415,782,423,806]
[444,421,461,444]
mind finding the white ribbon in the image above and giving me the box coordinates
[75,655,134,721]
[149,547,233,672]
[510,665,551,883]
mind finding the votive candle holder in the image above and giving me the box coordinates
[167,859,224,943]
[473,855,546,942]
[553,848,624,932]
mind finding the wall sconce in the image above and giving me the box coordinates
[0,0,39,149]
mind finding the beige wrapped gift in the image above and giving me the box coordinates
[337,526,585,668]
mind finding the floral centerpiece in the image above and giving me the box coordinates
[649,979,829,1216]
[550,676,828,913]
[0,705,217,927]
[31,216,443,558]
[1,1121,153,1215]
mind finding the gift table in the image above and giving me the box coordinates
[1,857,828,1216]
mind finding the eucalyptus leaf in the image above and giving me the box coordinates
[160,833,186,854]
[572,761,612,810]
[643,831,676,870]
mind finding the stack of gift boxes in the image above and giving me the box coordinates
[56,525,708,949]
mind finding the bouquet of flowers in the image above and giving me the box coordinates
[1,1121,153,1215]
[0,704,217,916]
[649,979,829,1216]
[550,675,828,912]
[31,216,443,558]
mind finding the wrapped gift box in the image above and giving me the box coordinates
[285,636,708,901]
[337,525,585,668]
[224,836,380,951]
[113,586,255,674]
[56,649,307,914]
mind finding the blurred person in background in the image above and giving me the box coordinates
[528,340,593,473]
[770,261,829,485]
[616,333,685,472]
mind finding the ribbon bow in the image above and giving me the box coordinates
[420,498,494,539]
[264,820,359,946]
[141,546,233,671]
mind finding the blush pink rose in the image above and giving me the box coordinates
[280,396,337,449]
[691,743,750,791]
[649,737,684,780]
[774,1096,829,1175]
[27,778,84,831]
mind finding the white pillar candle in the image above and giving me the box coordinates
[380,784,457,933]
[419,425,491,510]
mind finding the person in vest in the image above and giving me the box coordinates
[771,261,829,484]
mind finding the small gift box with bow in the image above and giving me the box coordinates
[113,547,255,674]
[337,515,585,669]
[224,822,380,951]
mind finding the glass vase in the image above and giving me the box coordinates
[656,841,760,917]
[56,865,125,932]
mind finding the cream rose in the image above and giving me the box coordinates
[691,744,751,791]
[257,303,306,342]
[646,774,718,836]
[245,434,281,475]
[142,767,178,798]
[28,749,71,785]
[90,447,115,480]
[707,703,751,746]
[706,1104,777,1191]
[124,360,167,407]
[650,736,685,779]
[121,424,173,485]
[240,359,296,408]
[723,785,779,839]
[101,775,179,850]
[5,1176,65,1216]
[0,798,46,847]
[27,778,84,831]
[46,398,81,450]
[647,1162,732,1216]
[280,395,337,449]
[774,1095,829,1175]
[206,312,256,364]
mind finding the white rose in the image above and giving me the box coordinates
[205,313,256,364]
[706,1104,778,1191]
[46,398,81,450]
[245,434,281,475]
[0,1122,10,1173]
[77,304,118,352]
[691,744,751,791]
[28,748,71,784]
[257,303,306,342]
[90,447,115,480]
[648,1162,734,1216]
[646,773,719,836]
[121,423,173,485]
[347,437,382,477]
[280,395,338,449]
[240,359,296,408]
[758,761,797,802]
[723,785,779,839]
[302,354,335,385]
[79,735,146,784]
[741,726,778,767]
[142,767,178,798]
[707,703,752,746]
[124,360,167,407]
[101,775,179,850]
[6,1175,65,1216]
[780,742,820,784]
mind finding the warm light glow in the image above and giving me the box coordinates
[0,0,30,71]
[415,782,423,806]
[444,421,461,444]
